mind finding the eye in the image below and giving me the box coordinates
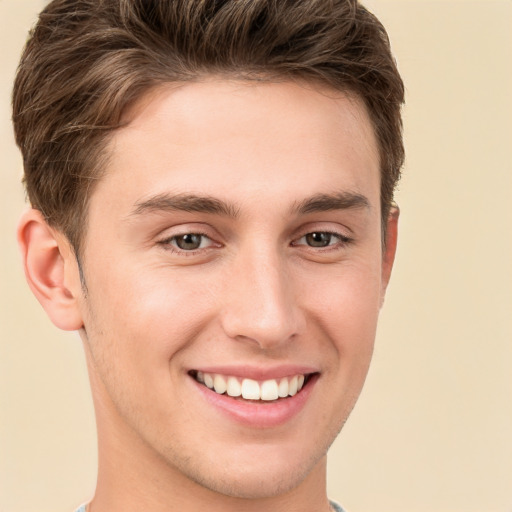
[294,231,351,248]
[161,233,213,251]
[304,232,335,247]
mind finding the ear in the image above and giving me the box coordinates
[17,208,84,331]
[380,204,399,305]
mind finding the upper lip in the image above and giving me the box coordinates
[189,364,319,381]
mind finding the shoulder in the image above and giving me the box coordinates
[330,500,348,512]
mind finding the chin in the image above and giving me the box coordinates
[170,439,330,500]
[193,460,314,499]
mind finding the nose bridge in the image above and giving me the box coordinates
[221,242,302,348]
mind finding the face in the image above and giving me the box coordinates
[76,80,396,499]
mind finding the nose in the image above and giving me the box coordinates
[220,247,304,350]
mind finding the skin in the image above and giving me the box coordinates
[18,80,398,512]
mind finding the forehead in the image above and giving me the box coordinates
[119,79,378,163]
[93,79,380,218]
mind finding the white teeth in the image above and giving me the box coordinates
[213,374,227,394]
[278,378,289,398]
[226,376,242,397]
[241,378,261,400]
[261,379,279,401]
[297,374,305,391]
[288,375,298,396]
[204,373,214,389]
[195,372,309,400]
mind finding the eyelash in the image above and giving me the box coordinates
[157,230,352,255]
[158,232,216,255]
[292,231,353,251]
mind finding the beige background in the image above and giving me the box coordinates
[1,1,511,511]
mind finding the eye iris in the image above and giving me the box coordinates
[176,234,202,250]
[306,232,332,247]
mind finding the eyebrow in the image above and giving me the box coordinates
[130,193,240,218]
[292,191,370,215]
[129,190,370,219]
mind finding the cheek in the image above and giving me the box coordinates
[95,269,214,340]
[301,259,383,341]
[80,266,221,434]
[300,259,382,406]
[81,260,219,390]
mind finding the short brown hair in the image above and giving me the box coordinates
[13,0,404,255]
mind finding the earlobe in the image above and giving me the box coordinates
[17,208,84,331]
[380,204,400,305]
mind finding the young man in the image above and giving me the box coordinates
[13,1,404,511]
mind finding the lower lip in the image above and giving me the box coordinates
[191,375,318,428]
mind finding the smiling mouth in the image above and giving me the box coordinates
[189,371,314,402]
